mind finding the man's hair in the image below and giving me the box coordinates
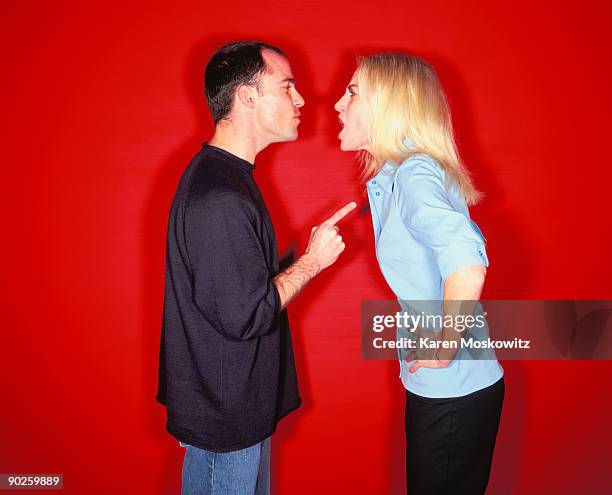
[204,41,285,124]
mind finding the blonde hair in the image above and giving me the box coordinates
[357,53,482,204]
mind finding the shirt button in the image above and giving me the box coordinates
[372,180,377,185]
[375,192,381,196]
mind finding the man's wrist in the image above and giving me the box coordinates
[300,252,321,278]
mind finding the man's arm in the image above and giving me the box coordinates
[187,191,283,341]
[274,202,356,309]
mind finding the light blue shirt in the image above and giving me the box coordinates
[367,154,503,398]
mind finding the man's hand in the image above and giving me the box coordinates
[274,201,356,310]
[304,202,357,273]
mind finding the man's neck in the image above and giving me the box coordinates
[207,122,264,165]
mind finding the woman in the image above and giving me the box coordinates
[334,53,504,494]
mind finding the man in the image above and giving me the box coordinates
[156,41,355,494]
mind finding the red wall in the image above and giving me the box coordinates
[3,1,611,493]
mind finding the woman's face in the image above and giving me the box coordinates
[334,70,369,152]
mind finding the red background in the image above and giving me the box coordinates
[3,1,612,493]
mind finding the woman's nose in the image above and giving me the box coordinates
[334,96,344,112]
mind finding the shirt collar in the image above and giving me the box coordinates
[202,143,256,173]
[367,162,397,194]
[366,139,418,194]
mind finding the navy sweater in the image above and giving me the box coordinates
[157,145,301,452]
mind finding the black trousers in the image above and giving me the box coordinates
[405,377,504,495]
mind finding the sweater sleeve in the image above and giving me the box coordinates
[183,189,281,341]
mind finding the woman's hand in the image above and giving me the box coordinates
[405,352,452,373]
[405,264,486,374]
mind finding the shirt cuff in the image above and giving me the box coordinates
[437,242,489,281]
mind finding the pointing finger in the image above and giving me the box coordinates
[327,201,357,225]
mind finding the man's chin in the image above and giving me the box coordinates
[278,130,299,143]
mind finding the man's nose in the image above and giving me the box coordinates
[294,90,305,108]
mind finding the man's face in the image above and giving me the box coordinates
[254,50,305,143]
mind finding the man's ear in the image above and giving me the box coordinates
[235,85,257,110]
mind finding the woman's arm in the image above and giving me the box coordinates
[444,264,486,301]
[392,157,490,372]
[408,264,486,372]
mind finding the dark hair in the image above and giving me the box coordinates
[204,41,285,124]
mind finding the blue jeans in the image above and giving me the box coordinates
[180,438,270,495]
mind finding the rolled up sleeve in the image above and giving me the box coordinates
[394,159,489,281]
[184,190,280,341]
